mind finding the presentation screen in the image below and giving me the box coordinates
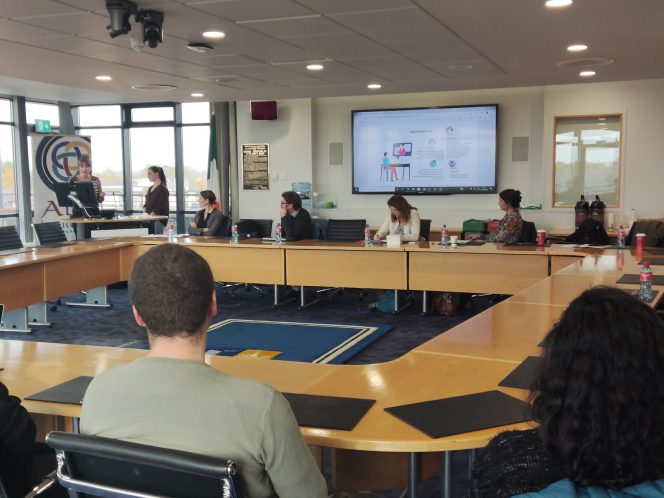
[352,104,498,195]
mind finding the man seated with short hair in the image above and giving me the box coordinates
[81,244,327,498]
[280,191,313,241]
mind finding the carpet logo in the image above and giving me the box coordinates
[34,135,91,191]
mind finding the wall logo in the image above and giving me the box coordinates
[34,135,91,191]
[429,160,437,168]
[448,160,457,168]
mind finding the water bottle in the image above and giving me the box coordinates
[440,224,449,247]
[275,222,283,244]
[639,262,653,302]
[167,219,175,242]
[231,223,239,244]
[617,225,625,249]
[364,223,371,246]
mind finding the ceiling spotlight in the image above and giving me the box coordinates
[203,31,225,39]
[579,70,596,77]
[447,64,473,71]
[187,42,214,53]
[567,44,588,52]
[306,64,324,71]
[367,83,382,90]
[105,0,137,38]
[545,0,573,7]
[136,10,164,49]
[191,92,204,98]
[95,75,112,81]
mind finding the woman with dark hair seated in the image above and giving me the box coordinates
[469,286,664,497]
[189,190,224,236]
[469,188,523,243]
[373,194,421,242]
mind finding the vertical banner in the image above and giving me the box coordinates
[31,135,91,237]
[242,143,269,190]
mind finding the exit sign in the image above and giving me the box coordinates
[35,119,51,133]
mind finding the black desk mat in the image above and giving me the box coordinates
[499,357,542,390]
[282,393,375,431]
[624,289,659,304]
[384,390,530,439]
[26,376,93,404]
[617,274,664,285]
[638,258,664,266]
[643,248,664,255]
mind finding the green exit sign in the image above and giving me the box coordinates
[35,119,51,133]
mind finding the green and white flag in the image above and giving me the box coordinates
[207,103,221,208]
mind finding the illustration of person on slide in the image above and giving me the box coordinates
[383,152,398,181]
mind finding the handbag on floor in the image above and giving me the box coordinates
[430,292,459,316]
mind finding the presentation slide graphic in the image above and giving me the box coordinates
[353,106,497,193]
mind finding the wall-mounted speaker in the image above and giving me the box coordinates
[251,101,277,120]
[512,136,529,161]
[329,142,343,166]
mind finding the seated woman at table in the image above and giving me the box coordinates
[189,190,224,236]
[468,286,664,497]
[144,166,169,234]
[469,188,523,243]
[69,154,105,204]
[373,194,421,242]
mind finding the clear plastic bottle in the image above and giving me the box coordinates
[231,223,239,244]
[275,222,283,244]
[440,224,449,247]
[167,219,175,242]
[617,225,625,249]
[639,262,653,302]
[364,223,371,246]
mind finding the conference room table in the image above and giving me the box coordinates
[67,214,169,240]
[0,237,662,497]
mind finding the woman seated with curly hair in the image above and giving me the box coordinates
[469,286,664,497]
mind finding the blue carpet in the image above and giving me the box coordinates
[205,318,392,364]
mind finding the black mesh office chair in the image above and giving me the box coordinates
[32,222,68,245]
[519,220,537,243]
[626,220,664,247]
[0,225,23,251]
[419,219,432,241]
[45,431,242,498]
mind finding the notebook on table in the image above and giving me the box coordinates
[282,392,375,431]
[26,376,93,405]
[499,356,543,390]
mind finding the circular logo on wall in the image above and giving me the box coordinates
[34,135,91,191]
[448,160,457,168]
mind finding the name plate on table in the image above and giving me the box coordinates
[499,356,543,390]
[26,376,93,404]
[385,390,530,439]
[386,234,402,247]
[282,392,375,431]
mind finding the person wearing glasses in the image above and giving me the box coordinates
[279,191,312,241]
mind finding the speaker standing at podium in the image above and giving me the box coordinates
[144,166,170,234]
[69,154,105,204]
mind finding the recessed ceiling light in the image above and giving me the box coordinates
[131,84,177,92]
[187,42,214,53]
[202,31,225,39]
[447,64,473,71]
[579,70,596,77]
[95,75,112,81]
[306,64,324,71]
[567,44,587,52]
[191,92,204,98]
[545,0,573,7]
[367,83,382,90]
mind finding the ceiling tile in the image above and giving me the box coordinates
[186,0,315,22]
[286,32,393,58]
[296,0,414,15]
[240,16,346,38]
[2,0,82,18]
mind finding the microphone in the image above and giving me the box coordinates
[68,192,92,219]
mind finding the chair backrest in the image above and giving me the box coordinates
[45,431,242,498]
[419,219,432,241]
[326,219,366,242]
[626,219,664,247]
[33,222,67,245]
[236,219,272,239]
[520,220,537,243]
[0,226,23,250]
[252,219,273,238]
[215,214,232,237]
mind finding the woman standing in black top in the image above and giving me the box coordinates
[143,166,169,234]
[469,286,664,497]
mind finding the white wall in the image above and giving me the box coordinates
[235,78,664,231]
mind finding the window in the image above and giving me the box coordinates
[181,103,210,214]
[0,99,17,217]
[26,101,60,127]
[130,127,176,212]
[553,115,622,207]
[131,106,174,123]
[78,105,121,127]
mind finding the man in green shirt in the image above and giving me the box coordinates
[81,244,327,498]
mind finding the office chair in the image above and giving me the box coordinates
[519,220,537,243]
[626,220,664,247]
[32,222,69,246]
[419,219,432,241]
[301,219,367,308]
[0,225,23,251]
[45,431,242,498]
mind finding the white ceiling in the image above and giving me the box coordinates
[0,0,662,104]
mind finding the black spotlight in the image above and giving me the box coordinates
[105,0,137,38]
[137,10,164,49]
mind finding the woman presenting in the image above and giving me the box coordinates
[373,194,421,242]
[69,154,105,204]
[143,166,169,233]
[189,190,224,236]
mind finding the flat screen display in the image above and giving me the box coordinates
[352,104,498,195]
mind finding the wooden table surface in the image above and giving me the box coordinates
[1,238,662,453]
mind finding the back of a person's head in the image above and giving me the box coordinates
[129,244,214,337]
[499,188,521,208]
[531,286,664,487]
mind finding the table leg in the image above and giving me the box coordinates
[441,451,452,498]
[0,307,32,333]
[65,286,111,308]
[72,417,80,434]
[408,452,419,498]
[422,290,428,315]
[468,449,477,480]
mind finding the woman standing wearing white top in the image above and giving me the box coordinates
[373,194,421,242]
